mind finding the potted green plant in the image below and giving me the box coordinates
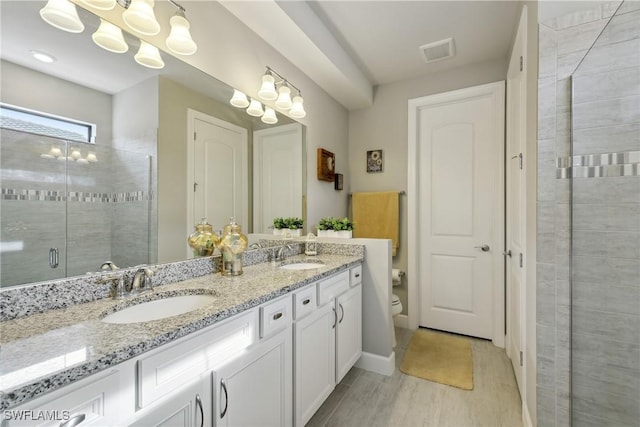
[317,216,335,237]
[332,217,354,238]
[272,217,286,235]
[283,217,304,236]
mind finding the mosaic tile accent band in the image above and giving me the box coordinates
[556,150,640,178]
[1,188,152,202]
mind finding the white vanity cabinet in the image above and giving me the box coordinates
[128,375,211,427]
[294,265,362,426]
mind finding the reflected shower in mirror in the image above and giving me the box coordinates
[0,0,307,287]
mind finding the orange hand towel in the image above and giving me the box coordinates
[352,191,400,256]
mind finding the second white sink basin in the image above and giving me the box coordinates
[280,262,324,271]
[102,294,216,324]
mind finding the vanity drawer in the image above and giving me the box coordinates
[5,369,124,427]
[350,265,362,286]
[317,271,350,306]
[137,309,258,408]
[260,295,292,339]
[292,285,317,320]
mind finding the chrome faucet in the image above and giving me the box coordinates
[132,267,154,294]
[276,244,293,262]
[100,261,119,271]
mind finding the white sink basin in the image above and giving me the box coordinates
[102,294,216,324]
[280,262,324,271]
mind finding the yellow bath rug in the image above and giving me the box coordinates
[400,329,474,390]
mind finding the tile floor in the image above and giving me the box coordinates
[307,327,523,427]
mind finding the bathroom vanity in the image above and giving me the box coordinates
[0,248,363,427]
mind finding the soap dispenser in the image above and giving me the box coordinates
[187,218,219,257]
[219,217,248,276]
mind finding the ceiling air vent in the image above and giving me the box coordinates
[420,37,455,64]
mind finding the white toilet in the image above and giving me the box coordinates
[391,269,404,347]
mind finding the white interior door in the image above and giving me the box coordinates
[187,110,247,251]
[253,123,303,233]
[412,82,505,341]
[506,7,528,395]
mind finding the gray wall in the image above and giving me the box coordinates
[348,58,507,315]
[536,1,640,425]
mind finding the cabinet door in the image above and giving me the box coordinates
[336,284,362,383]
[129,376,211,427]
[294,302,336,427]
[214,327,292,427]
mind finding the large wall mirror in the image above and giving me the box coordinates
[0,0,307,288]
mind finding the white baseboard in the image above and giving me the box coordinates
[355,351,396,376]
[393,314,408,329]
[523,402,533,427]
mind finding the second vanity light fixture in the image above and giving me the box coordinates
[229,66,307,124]
[39,0,197,70]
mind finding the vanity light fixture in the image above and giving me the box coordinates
[257,66,306,119]
[134,40,164,69]
[39,0,85,33]
[92,19,129,53]
[165,2,197,56]
[86,152,98,162]
[246,99,264,117]
[70,148,82,160]
[261,107,278,124]
[78,0,117,11]
[230,90,250,108]
[122,0,160,36]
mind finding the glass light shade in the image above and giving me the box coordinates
[70,148,82,159]
[50,146,63,157]
[78,0,116,10]
[86,152,98,162]
[134,41,164,69]
[261,107,278,124]
[92,19,128,53]
[123,0,160,36]
[166,14,197,56]
[275,85,293,110]
[289,95,306,118]
[230,90,250,108]
[258,74,277,101]
[246,99,264,117]
[39,0,85,33]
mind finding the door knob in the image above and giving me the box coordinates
[474,244,490,252]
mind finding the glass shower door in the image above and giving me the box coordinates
[0,129,67,287]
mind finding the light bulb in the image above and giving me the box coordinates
[86,152,98,162]
[92,19,128,53]
[246,99,264,117]
[134,41,164,69]
[275,84,293,110]
[39,0,85,33]
[289,95,306,119]
[50,146,63,157]
[166,12,197,56]
[258,73,277,101]
[77,0,116,10]
[261,107,278,124]
[70,148,82,159]
[123,0,160,36]
[230,90,250,108]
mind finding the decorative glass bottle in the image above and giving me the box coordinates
[187,217,219,257]
[218,218,248,276]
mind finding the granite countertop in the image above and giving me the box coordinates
[0,254,363,410]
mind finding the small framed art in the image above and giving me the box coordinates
[367,149,383,173]
[334,173,344,191]
[317,148,335,182]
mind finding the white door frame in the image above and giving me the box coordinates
[186,109,248,258]
[407,81,505,347]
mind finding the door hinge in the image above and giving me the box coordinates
[519,351,523,367]
[194,131,196,140]
[193,182,198,192]
[519,56,523,72]
[519,253,523,268]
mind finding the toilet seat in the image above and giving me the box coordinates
[391,293,402,316]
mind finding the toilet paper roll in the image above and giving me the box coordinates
[392,268,403,285]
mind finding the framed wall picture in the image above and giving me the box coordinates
[334,173,344,190]
[317,148,335,182]
[367,149,383,173]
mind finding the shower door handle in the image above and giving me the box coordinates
[49,248,59,268]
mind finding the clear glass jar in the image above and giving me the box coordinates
[218,218,248,275]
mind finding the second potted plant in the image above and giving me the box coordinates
[272,217,304,236]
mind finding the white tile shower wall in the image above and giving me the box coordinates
[537,2,640,426]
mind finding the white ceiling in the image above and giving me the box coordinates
[308,1,521,86]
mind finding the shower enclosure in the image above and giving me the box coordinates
[0,128,152,287]
[569,2,640,425]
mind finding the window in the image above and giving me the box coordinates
[0,103,96,143]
